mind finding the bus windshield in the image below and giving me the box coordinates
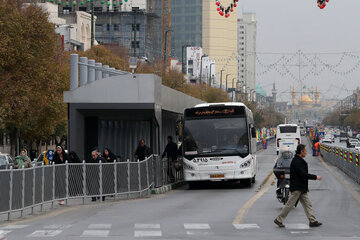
[183,117,249,159]
[279,126,297,133]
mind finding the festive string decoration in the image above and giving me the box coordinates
[215,0,239,18]
[317,0,330,9]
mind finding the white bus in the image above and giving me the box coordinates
[276,124,301,155]
[181,102,257,187]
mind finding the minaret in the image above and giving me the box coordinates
[291,86,297,105]
[315,85,320,105]
[272,82,277,106]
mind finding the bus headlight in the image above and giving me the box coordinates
[183,162,194,170]
[240,160,251,168]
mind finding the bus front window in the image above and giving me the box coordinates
[183,117,249,158]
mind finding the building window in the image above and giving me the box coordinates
[188,60,193,65]
[94,7,103,12]
[132,24,140,31]
[131,41,140,48]
[79,7,87,11]
[107,24,110,31]
[114,24,118,31]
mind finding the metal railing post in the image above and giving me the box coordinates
[114,160,117,200]
[32,163,36,214]
[127,159,130,199]
[65,160,69,205]
[52,162,55,208]
[8,166,13,221]
[146,159,150,188]
[99,161,103,203]
[21,166,25,218]
[82,160,86,204]
[41,163,45,212]
[138,159,141,197]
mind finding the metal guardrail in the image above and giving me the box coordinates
[320,144,360,184]
[0,156,154,221]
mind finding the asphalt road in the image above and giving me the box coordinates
[1,137,360,240]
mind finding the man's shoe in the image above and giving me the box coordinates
[274,219,285,228]
[309,221,322,227]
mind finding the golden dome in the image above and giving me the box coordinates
[298,95,313,105]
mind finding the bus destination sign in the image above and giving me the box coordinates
[185,106,245,118]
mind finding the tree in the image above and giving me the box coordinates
[0,0,68,155]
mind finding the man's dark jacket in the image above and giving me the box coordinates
[135,146,152,161]
[162,142,178,159]
[290,154,317,193]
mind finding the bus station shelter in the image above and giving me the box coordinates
[64,73,203,160]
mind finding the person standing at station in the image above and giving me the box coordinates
[88,150,106,202]
[162,136,178,182]
[103,148,116,162]
[274,144,322,228]
[53,146,70,205]
[134,139,152,161]
[346,138,351,148]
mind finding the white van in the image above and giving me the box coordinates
[276,124,301,155]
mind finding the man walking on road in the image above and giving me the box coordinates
[274,144,323,228]
[162,136,179,182]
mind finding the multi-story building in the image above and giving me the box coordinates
[170,0,237,88]
[238,13,257,101]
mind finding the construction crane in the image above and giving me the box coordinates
[161,0,171,66]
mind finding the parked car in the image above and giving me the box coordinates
[0,153,14,169]
[349,139,359,148]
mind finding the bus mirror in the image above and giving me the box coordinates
[251,127,256,138]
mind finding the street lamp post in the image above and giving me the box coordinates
[209,63,215,86]
[199,54,208,84]
[225,74,230,92]
[90,0,94,47]
[220,70,224,89]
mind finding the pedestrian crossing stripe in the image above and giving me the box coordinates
[233,224,260,229]
[184,224,210,230]
[0,225,29,230]
[0,230,12,237]
[81,230,110,237]
[28,230,62,237]
[134,230,162,237]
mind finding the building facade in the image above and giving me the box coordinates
[238,13,257,101]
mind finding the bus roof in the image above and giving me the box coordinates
[277,124,299,127]
[194,102,247,108]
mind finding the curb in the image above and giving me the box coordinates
[151,181,187,194]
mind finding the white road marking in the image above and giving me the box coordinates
[184,223,210,230]
[291,231,309,234]
[186,231,210,236]
[134,224,161,229]
[88,224,112,229]
[81,230,109,237]
[233,223,260,229]
[134,230,162,237]
[1,225,28,229]
[44,224,72,229]
[285,224,310,230]
[27,230,62,237]
[0,230,11,237]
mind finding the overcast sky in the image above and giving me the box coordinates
[237,0,360,101]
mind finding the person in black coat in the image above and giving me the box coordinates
[162,136,178,182]
[134,139,152,161]
[103,148,116,162]
[87,150,106,202]
[274,144,322,228]
[69,151,82,163]
[53,146,69,205]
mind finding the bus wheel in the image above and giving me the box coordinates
[251,175,256,183]
[188,182,198,189]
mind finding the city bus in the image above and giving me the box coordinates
[276,124,301,155]
[181,102,257,187]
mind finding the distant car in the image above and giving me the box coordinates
[322,135,334,144]
[349,139,359,148]
[339,132,348,142]
[354,143,360,151]
[0,153,14,169]
[356,134,360,140]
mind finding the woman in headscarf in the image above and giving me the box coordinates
[103,148,116,163]
[53,146,69,205]
[69,151,81,163]
[14,149,32,169]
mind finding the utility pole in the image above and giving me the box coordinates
[90,0,94,47]
[133,10,137,57]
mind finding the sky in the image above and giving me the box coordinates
[237,0,360,102]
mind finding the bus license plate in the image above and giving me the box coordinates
[210,174,225,178]
[285,174,290,179]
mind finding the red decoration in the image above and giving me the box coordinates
[234,3,237,7]
[216,1,220,6]
[230,8,233,12]
[317,0,329,9]
[215,0,239,18]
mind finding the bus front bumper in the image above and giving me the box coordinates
[184,168,253,181]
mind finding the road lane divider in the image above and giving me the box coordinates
[233,157,277,224]
[318,155,360,205]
